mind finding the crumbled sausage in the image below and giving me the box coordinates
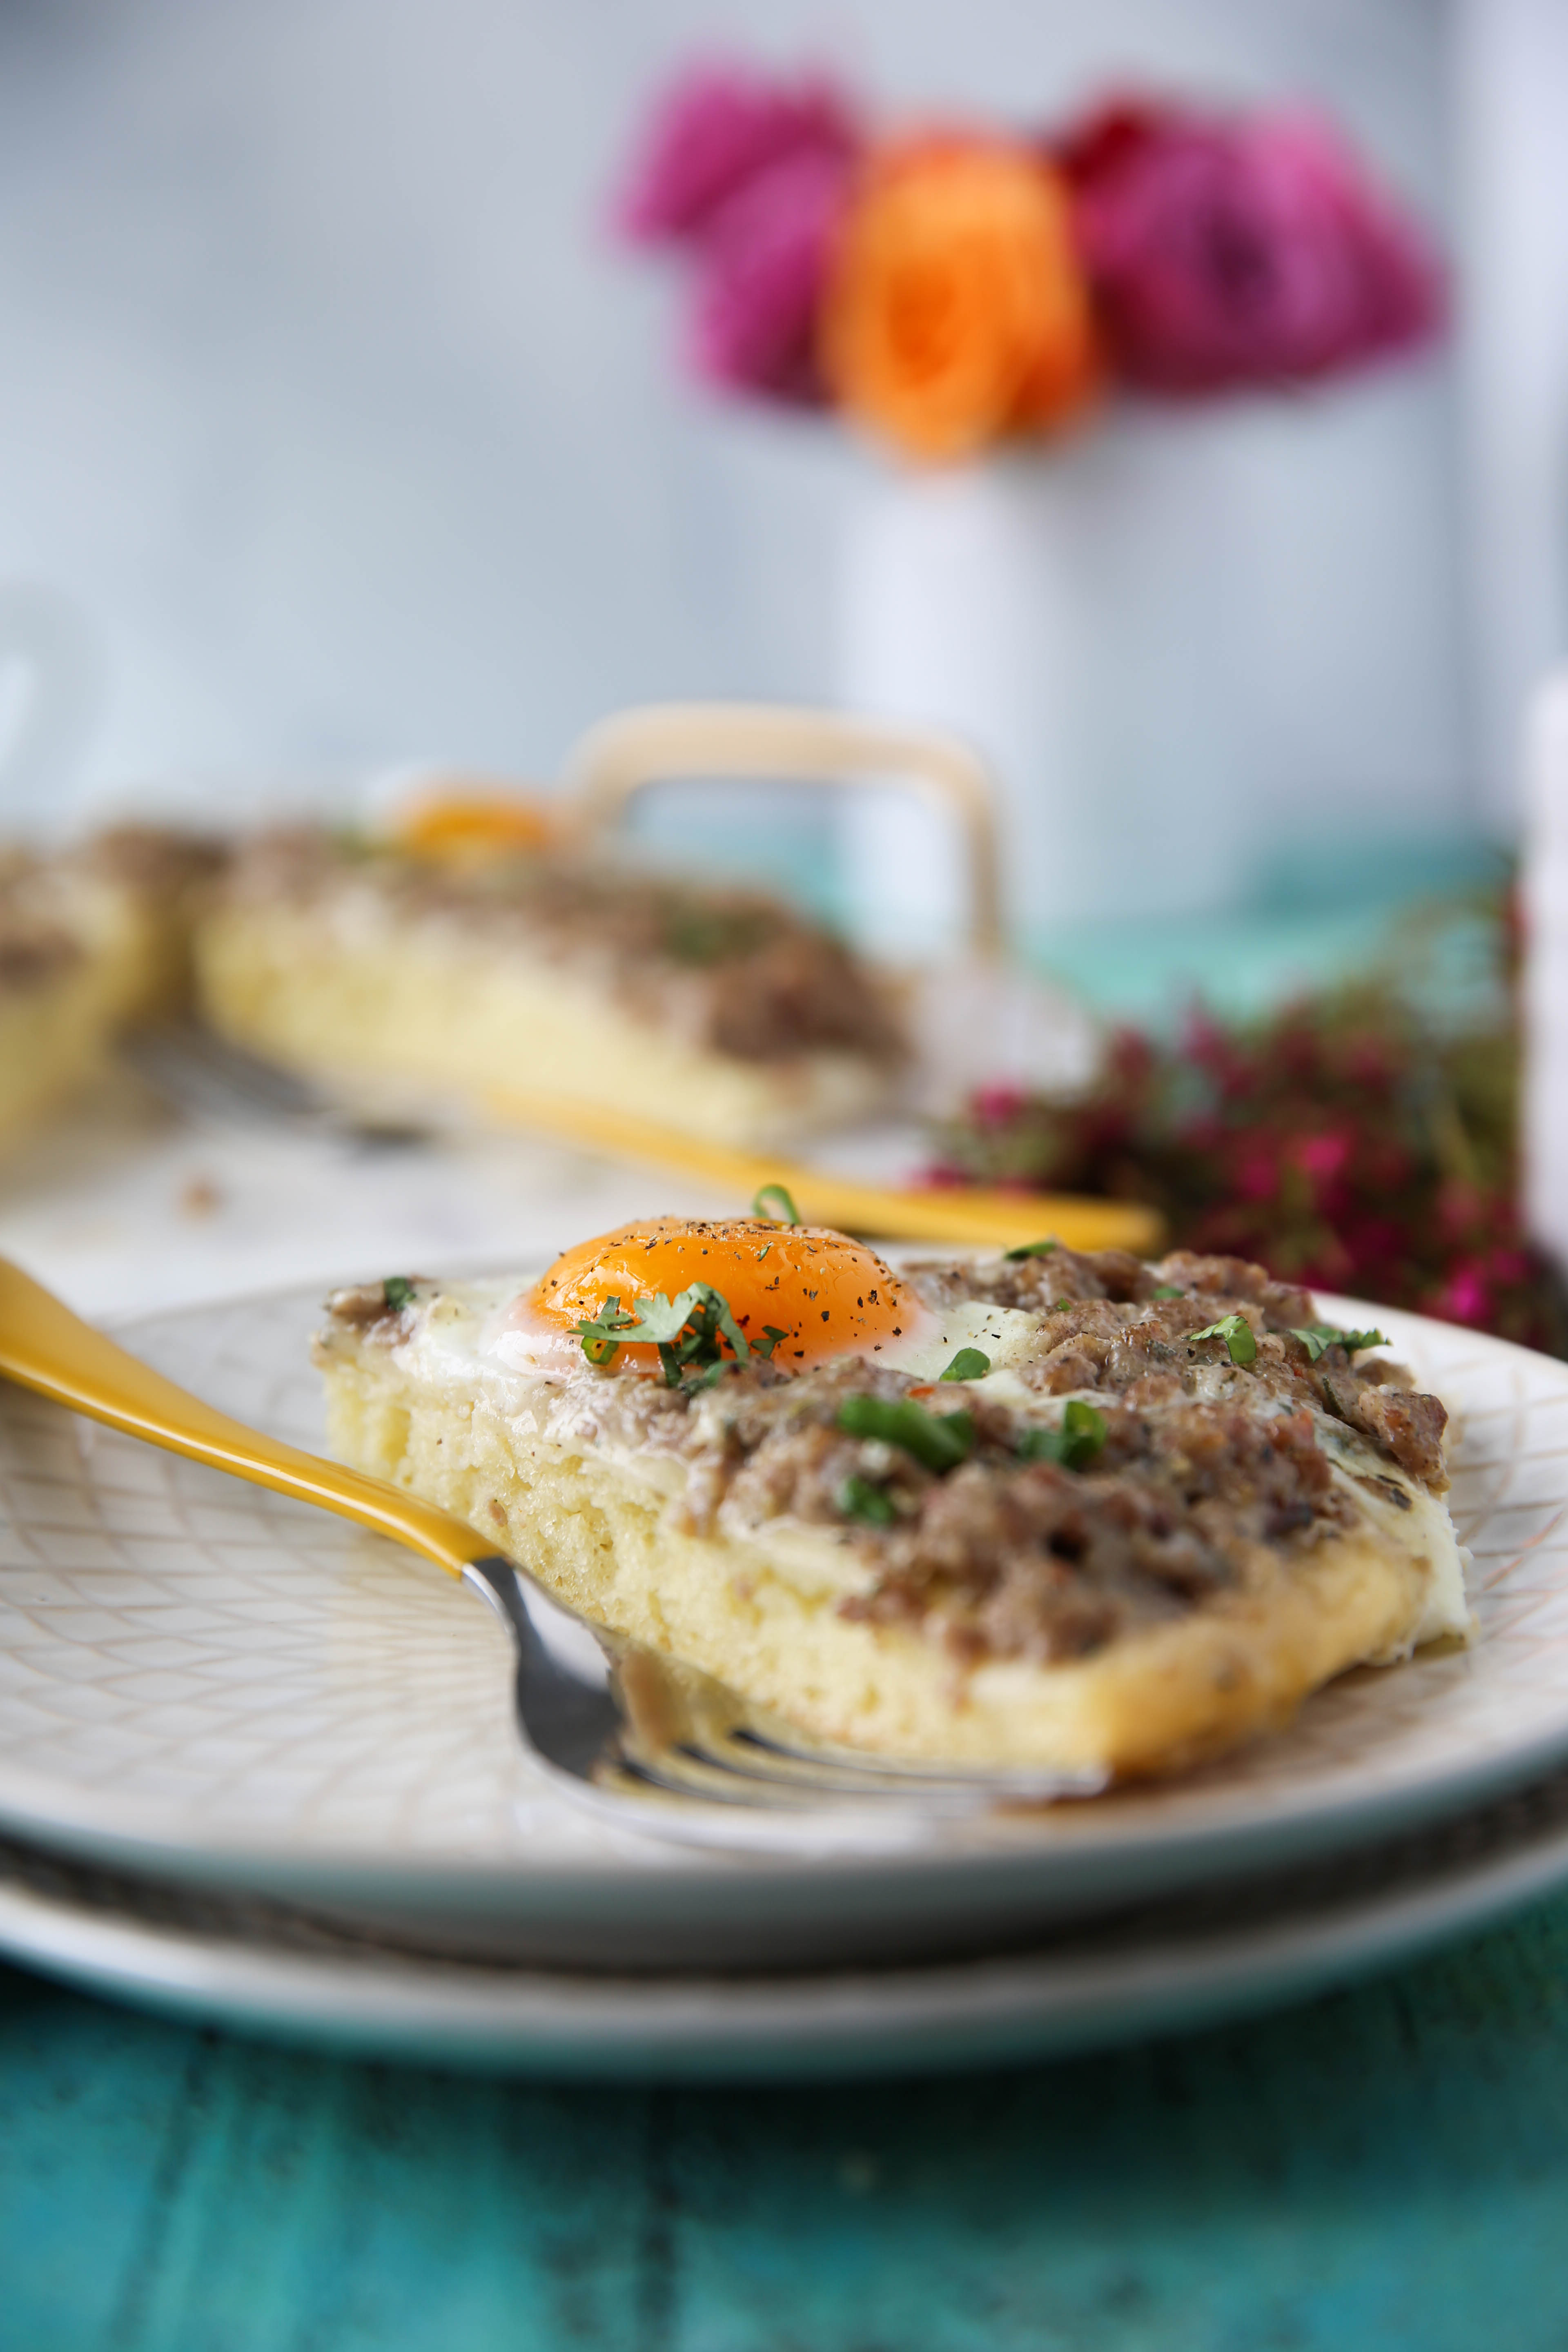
[1332,1381,1449,1492]
[218,828,904,1067]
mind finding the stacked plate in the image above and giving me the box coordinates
[4,1279,1568,2080]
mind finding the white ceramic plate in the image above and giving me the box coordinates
[4,1765,1568,2079]
[1,1281,1567,1969]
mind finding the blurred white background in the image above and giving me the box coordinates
[0,0,1558,918]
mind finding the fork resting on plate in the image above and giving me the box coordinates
[0,1257,1089,1840]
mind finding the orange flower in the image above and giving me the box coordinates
[821,136,1101,461]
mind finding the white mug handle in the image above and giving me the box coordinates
[556,701,1005,961]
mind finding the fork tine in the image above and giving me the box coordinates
[125,1021,430,1146]
[581,1619,1103,1808]
[125,1020,331,1125]
[603,1751,874,1809]
[599,1746,989,1813]
[602,1722,1092,1809]
[725,1725,1103,1792]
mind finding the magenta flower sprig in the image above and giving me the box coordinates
[927,904,1563,1359]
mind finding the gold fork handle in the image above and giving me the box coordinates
[0,1257,479,1579]
[483,1085,1162,1256]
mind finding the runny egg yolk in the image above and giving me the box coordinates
[529,1217,916,1370]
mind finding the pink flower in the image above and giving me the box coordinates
[1335,1213,1406,1277]
[688,145,854,403]
[1436,1178,1484,1242]
[1059,97,1444,392]
[616,59,861,249]
[1293,1130,1354,1185]
[1441,1261,1493,1327]
[973,1082,1028,1129]
[1234,1143,1279,1202]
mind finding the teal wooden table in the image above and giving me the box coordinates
[7,1888,1568,2351]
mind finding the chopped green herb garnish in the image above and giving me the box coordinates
[663,905,769,965]
[381,1276,415,1313]
[752,1183,801,1226]
[1152,1283,1185,1299]
[939,1347,991,1383]
[570,1294,642,1368]
[329,826,376,862]
[1290,1323,1388,1362]
[836,1395,973,1473]
[1187,1313,1257,1367]
[1017,1399,1107,1470]
[1054,1298,1073,1312]
[622,1283,754,1387]
[1004,1237,1059,1261]
[753,1325,789,1361]
[840,1474,897,1528]
[569,1282,756,1381]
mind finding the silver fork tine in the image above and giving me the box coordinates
[464,1555,1095,1822]
[602,1749,1007,1813]
[615,1734,1091,1806]
[123,1021,430,1146]
[124,1020,333,1127]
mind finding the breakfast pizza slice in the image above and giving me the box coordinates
[0,823,229,1154]
[196,826,905,1148]
[315,1216,1468,1780]
[49,823,229,1026]
[0,853,116,1154]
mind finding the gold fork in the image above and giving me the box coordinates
[0,1257,1092,1838]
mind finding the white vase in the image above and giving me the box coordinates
[834,422,1254,953]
